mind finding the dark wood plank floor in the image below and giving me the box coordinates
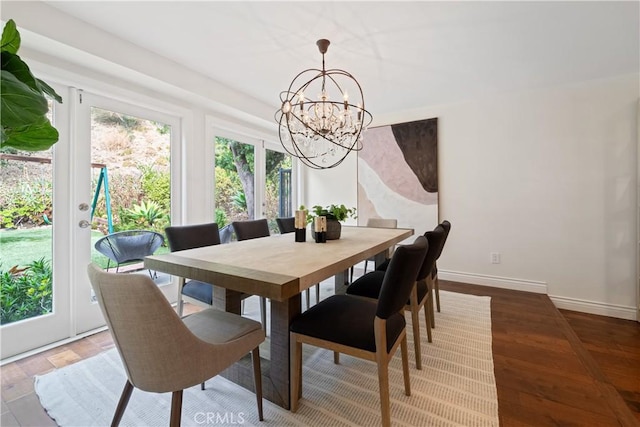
[1,280,639,426]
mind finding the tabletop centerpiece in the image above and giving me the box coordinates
[300,204,357,240]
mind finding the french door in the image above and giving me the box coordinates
[0,88,181,360]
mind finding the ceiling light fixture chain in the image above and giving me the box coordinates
[275,39,373,169]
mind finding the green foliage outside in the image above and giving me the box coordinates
[141,165,171,210]
[0,258,52,325]
[116,200,169,234]
[0,178,52,228]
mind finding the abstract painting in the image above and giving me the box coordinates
[358,118,438,238]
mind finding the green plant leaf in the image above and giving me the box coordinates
[0,70,48,127]
[1,117,59,151]
[1,51,40,93]
[0,19,20,54]
[35,78,63,103]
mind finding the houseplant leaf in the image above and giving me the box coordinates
[1,116,59,151]
[0,70,48,127]
[0,19,20,55]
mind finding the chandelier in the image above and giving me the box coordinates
[275,39,373,169]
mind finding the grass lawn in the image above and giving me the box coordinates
[0,227,169,270]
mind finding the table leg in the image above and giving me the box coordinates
[334,269,349,295]
[269,295,301,409]
[216,286,301,410]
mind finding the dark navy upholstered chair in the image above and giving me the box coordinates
[347,227,446,369]
[289,236,428,427]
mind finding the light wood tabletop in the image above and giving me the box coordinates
[144,225,414,409]
[145,226,414,301]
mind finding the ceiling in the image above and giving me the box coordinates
[36,1,640,121]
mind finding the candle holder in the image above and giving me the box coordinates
[294,210,306,242]
[314,216,327,243]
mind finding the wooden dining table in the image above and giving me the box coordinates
[144,225,413,409]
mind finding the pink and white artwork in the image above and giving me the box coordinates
[358,118,438,238]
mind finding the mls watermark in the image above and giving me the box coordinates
[193,412,246,425]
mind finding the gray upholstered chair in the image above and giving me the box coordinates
[276,216,320,308]
[349,218,398,283]
[290,236,428,427]
[87,263,265,427]
[94,230,164,277]
[231,219,270,328]
[347,227,445,369]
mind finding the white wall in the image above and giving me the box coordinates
[306,74,639,320]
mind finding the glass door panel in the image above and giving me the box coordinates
[0,93,71,359]
[264,148,292,234]
[75,93,179,333]
[214,137,256,231]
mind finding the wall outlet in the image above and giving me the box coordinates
[491,252,501,264]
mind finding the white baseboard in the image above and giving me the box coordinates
[439,269,638,321]
[550,295,638,321]
[439,270,548,294]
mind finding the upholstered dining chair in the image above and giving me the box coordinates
[290,236,428,427]
[432,220,451,313]
[231,219,270,328]
[87,263,265,427]
[165,222,221,317]
[275,217,295,234]
[346,227,446,369]
[165,223,265,326]
[276,216,320,309]
[349,218,398,283]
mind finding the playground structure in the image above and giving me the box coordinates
[0,153,113,233]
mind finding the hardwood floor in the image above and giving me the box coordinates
[1,280,639,426]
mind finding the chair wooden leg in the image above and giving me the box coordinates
[169,390,183,427]
[376,356,391,427]
[200,382,205,390]
[315,283,320,304]
[251,347,264,421]
[409,286,422,370]
[260,297,267,332]
[333,351,340,364]
[424,299,433,343]
[400,335,411,396]
[435,275,441,312]
[111,381,134,427]
[290,335,302,412]
[374,317,391,427]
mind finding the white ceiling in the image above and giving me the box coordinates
[38,1,640,120]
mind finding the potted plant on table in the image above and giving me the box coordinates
[299,204,357,240]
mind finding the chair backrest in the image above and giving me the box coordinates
[376,235,428,319]
[87,263,206,392]
[232,219,270,241]
[94,230,164,264]
[165,222,220,252]
[366,218,398,229]
[432,223,449,261]
[416,227,447,282]
[276,217,296,234]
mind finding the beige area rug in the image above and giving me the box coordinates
[35,291,498,426]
